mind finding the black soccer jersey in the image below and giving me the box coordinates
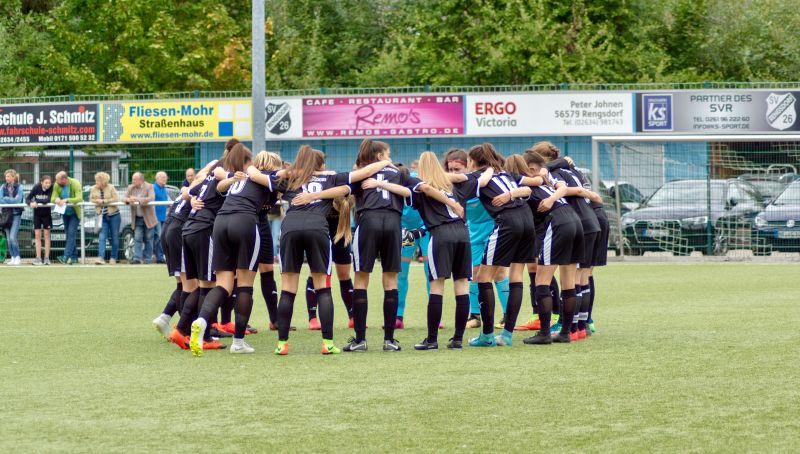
[182,173,228,235]
[352,165,410,216]
[410,178,478,229]
[526,174,571,228]
[168,195,192,223]
[258,188,280,223]
[551,168,601,234]
[278,172,351,231]
[217,171,277,217]
[475,171,526,217]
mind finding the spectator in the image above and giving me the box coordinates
[125,172,156,264]
[90,172,121,265]
[26,175,53,265]
[152,171,169,263]
[51,171,83,265]
[1,169,23,266]
[182,168,195,187]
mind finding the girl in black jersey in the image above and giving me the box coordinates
[502,154,584,344]
[253,151,284,332]
[460,143,543,348]
[410,152,492,350]
[267,145,390,355]
[169,157,235,350]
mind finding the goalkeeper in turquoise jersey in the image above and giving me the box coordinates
[443,148,510,329]
[396,164,430,329]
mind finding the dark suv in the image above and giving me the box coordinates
[620,179,765,255]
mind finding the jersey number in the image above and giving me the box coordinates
[301,182,324,204]
[229,179,247,195]
[376,174,390,200]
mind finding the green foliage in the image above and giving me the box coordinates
[1,0,800,98]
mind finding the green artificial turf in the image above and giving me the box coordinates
[1,263,798,452]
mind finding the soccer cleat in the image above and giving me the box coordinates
[342,337,367,352]
[523,331,553,345]
[585,327,592,337]
[321,340,340,355]
[347,317,354,329]
[214,322,235,334]
[274,341,289,355]
[383,339,402,352]
[269,322,278,331]
[588,320,596,333]
[230,341,255,354]
[152,316,171,339]
[514,314,541,331]
[550,322,562,334]
[465,317,481,329]
[494,316,506,330]
[468,333,497,347]
[552,332,571,343]
[189,321,204,357]
[570,331,579,342]
[395,318,405,329]
[209,327,232,338]
[203,339,226,350]
[308,317,321,330]
[446,338,463,349]
[168,328,190,350]
[246,325,258,334]
[414,338,438,350]
[577,329,587,340]
[495,330,513,347]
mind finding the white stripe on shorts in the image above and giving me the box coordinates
[485,226,499,266]
[207,238,214,281]
[327,239,333,275]
[352,225,361,272]
[180,245,186,274]
[542,224,553,266]
[427,234,437,279]
[249,225,261,270]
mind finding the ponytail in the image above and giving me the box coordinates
[468,142,504,172]
[355,138,389,168]
[333,196,355,246]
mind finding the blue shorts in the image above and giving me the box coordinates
[469,221,495,266]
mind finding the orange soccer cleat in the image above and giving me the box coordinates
[203,339,226,350]
[308,317,321,330]
[169,328,190,350]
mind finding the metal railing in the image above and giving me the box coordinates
[0,200,174,264]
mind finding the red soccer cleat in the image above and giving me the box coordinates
[215,322,236,334]
[347,317,354,329]
[308,317,321,330]
[395,318,405,329]
[577,329,587,340]
[203,339,226,350]
[169,328,189,350]
[514,319,541,331]
[570,331,579,342]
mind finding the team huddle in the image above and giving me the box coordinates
[151,137,608,355]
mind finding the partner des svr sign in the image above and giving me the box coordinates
[466,93,634,136]
[636,91,800,134]
[265,99,303,139]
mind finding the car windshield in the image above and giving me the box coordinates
[772,181,800,206]
[646,181,725,207]
[746,180,785,198]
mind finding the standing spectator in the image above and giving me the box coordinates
[182,168,195,187]
[1,169,23,265]
[51,171,82,265]
[90,172,121,265]
[152,171,169,263]
[26,175,53,265]
[125,172,156,264]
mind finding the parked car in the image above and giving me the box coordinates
[11,184,179,261]
[621,179,765,255]
[737,174,789,205]
[753,180,800,252]
[603,180,645,212]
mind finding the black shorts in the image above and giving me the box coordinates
[258,218,274,265]
[579,232,599,269]
[33,211,52,230]
[182,228,214,281]
[328,221,352,265]
[212,214,261,273]
[162,218,185,277]
[353,211,401,273]
[280,228,331,274]
[539,208,584,266]
[426,222,472,281]
[482,207,536,267]
[592,212,610,267]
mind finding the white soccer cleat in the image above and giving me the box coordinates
[152,315,171,339]
[230,341,255,354]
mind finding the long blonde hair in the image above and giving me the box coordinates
[254,151,282,172]
[282,145,325,190]
[418,151,452,193]
[332,195,355,246]
[4,169,19,183]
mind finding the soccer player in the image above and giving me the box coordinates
[530,142,601,341]
[461,143,542,348]
[398,162,427,330]
[170,152,236,350]
[502,154,585,344]
[273,145,391,355]
[254,151,284,332]
[410,152,491,350]
[443,148,510,329]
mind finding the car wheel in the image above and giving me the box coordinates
[121,228,134,262]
